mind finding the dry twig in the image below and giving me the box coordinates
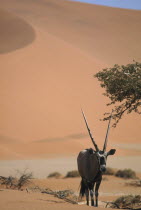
[41,188,78,204]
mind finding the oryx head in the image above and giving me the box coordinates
[81,109,116,173]
[96,149,116,172]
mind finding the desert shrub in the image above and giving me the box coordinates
[103,167,115,175]
[0,176,7,185]
[115,169,137,179]
[17,171,33,189]
[106,195,141,209]
[0,170,33,190]
[0,176,17,188]
[65,170,80,178]
[14,169,33,189]
[48,172,62,178]
[5,176,17,188]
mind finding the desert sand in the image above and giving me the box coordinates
[0,175,141,210]
[0,1,141,209]
[0,0,141,159]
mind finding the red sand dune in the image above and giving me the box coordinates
[0,8,35,53]
[0,0,141,159]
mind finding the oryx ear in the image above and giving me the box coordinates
[107,149,116,156]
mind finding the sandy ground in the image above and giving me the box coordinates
[0,189,107,210]
[0,155,141,178]
[0,0,141,160]
[0,176,141,210]
[0,1,141,209]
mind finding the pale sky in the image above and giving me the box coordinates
[69,0,141,10]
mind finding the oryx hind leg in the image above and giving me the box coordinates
[90,190,94,206]
[79,179,89,206]
[85,188,89,206]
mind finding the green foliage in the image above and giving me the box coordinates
[115,169,137,179]
[47,172,62,178]
[94,61,141,126]
[65,170,80,178]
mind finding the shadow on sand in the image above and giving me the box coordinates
[0,8,36,54]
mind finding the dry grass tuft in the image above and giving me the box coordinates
[65,170,80,178]
[41,188,78,204]
[0,176,17,188]
[0,170,33,190]
[106,195,141,209]
[115,169,137,179]
[17,171,33,189]
[47,172,62,178]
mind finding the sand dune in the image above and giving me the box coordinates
[0,135,20,144]
[0,0,141,159]
[1,0,141,64]
[0,8,35,54]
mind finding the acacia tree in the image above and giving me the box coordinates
[94,61,141,126]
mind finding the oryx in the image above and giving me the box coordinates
[77,110,116,207]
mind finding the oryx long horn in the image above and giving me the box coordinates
[103,110,113,152]
[81,109,99,152]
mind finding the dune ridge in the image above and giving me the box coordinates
[0,8,35,54]
[0,0,141,159]
[1,0,141,64]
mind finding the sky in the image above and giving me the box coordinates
[69,0,141,10]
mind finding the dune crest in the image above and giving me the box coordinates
[0,8,35,54]
[0,0,141,159]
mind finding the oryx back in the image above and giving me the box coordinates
[77,149,99,181]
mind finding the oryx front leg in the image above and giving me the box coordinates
[95,181,101,207]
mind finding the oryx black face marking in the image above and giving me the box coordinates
[77,110,116,207]
[97,151,107,172]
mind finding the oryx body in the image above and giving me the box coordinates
[77,110,116,207]
[77,149,99,182]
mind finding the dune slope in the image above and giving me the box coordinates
[0,8,35,54]
[0,0,141,159]
[1,0,141,64]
